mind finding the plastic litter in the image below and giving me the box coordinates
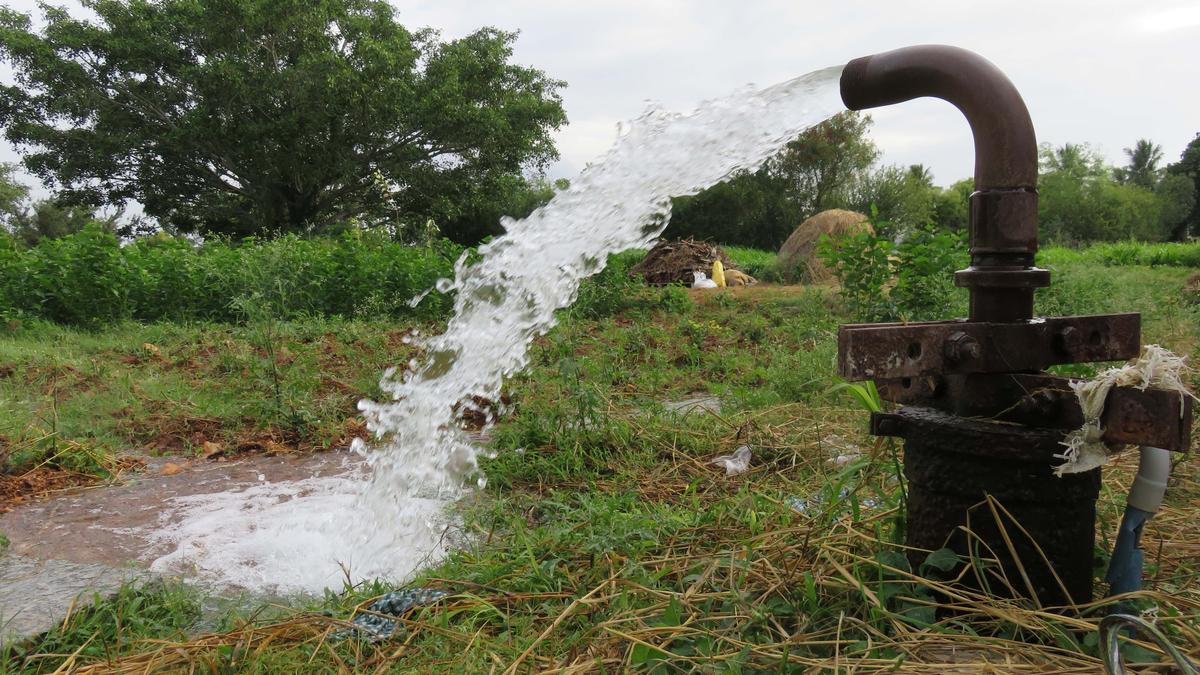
[711,260,727,287]
[788,488,878,515]
[692,271,718,289]
[822,434,862,466]
[1100,613,1200,674]
[332,588,448,641]
[710,445,751,475]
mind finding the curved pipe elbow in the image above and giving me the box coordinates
[840,45,1037,191]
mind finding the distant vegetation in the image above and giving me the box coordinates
[0,0,566,242]
[0,225,461,326]
[667,113,1200,250]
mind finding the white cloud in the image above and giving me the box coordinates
[1139,4,1200,32]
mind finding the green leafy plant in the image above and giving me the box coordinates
[0,228,463,326]
[817,221,967,322]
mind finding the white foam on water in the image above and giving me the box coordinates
[147,65,845,594]
[147,473,449,595]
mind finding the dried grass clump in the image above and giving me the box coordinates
[777,209,873,283]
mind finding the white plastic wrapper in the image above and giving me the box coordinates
[711,445,752,475]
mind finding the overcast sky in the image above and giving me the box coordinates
[3,0,1199,201]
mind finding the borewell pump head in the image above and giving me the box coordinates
[833,45,1192,606]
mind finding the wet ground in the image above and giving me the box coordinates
[0,450,360,646]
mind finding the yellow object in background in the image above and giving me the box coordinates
[711,260,726,287]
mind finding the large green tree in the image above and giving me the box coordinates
[664,167,797,250]
[0,163,28,223]
[664,112,879,249]
[1037,143,1172,242]
[1166,133,1200,238]
[848,163,938,234]
[770,111,878,217]
[0,0,566,238]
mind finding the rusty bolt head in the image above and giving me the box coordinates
[944,331,982,364]
[1054,326,1082,356]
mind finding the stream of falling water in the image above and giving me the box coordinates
[148,65,846,594]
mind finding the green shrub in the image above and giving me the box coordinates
[1040,241,1200,269]
[6,224,134,326]
[567,250,647,320]
[0,228,463,326]
[817,223,967,322]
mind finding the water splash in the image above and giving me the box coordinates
[149,65,845,595]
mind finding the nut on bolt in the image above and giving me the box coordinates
[1054,326,1081,356]
[944,331,981,364]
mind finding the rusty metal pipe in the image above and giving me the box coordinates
[841,44,1037,191]
[840,45,1048,322]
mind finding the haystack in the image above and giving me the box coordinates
[776,209,873,282]
[631,238,736,287]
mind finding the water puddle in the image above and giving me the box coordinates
[0,452,359,571]
[0,555,145,647]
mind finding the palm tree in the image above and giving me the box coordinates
[906,164,934,188]
[1039,143,1104,179]
[1118,139,1164,187]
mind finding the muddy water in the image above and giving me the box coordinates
[0,556,146,647]
[0,452,360,570]
[0,451,365,644]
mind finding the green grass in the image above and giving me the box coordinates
[2,582,201,673]
[4,258,1200,671]
[0,317,429,480]
[1041,240,1200,268]
[723,245,779,280]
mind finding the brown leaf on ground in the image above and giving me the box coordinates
[329,417,370,448]
[201,441,225,459]
[159,462,183,476]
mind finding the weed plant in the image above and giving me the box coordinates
[723,246,779,281]
[816,223,968,322]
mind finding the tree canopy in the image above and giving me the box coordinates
[1166,133,1200,238]
[1115,139,1164,188]
[1036,142,1194,243]
[665,112,880,248]
[770,111,879,217]
[0,0,566,238]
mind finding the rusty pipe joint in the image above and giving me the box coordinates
[840,45,1049,322]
